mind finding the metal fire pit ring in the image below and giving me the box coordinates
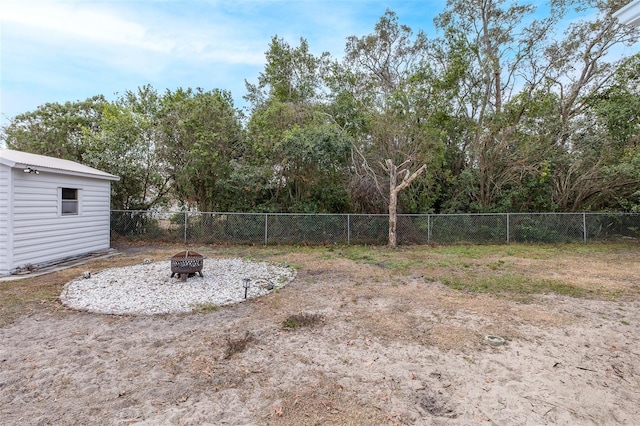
[170,250,204,281]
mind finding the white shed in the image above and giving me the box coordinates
[0,149,120,276]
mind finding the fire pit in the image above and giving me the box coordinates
[170,250,204,281]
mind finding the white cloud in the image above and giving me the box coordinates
[0,0,270,66]
[1,1,174,52]
[0,0,445,126]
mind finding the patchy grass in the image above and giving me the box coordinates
[283,312,324,329]
[2,241,639,424]
[0,271,76,327]
[1,242,638,328]
[192,302,219,313]
[441,274,587,299]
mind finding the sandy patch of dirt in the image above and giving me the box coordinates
[1,244,639,425]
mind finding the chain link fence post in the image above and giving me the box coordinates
[183,212,187,244]
[264,213,268,246]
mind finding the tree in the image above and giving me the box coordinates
[432,0,638,212]
[385,160,427,246]
[83,86,171,209]
[2,96,105,162]
[244,36,331,109]
[244,36,352,213]
[551,52,640,211]
[244,99,353,212]
[433,0,562,211]
[334,10,439,246]
[161,88,245,212]
[542,2,638,210]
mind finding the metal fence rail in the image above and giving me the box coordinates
[110,211,640,245]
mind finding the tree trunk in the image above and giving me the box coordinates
[388,164,398,247]
[385,159,427,248]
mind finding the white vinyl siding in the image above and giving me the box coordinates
[9,171,111,270]
[0,164,11,274]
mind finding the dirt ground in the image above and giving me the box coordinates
[1,243,639,425]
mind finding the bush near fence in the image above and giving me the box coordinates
[110,211,640,245]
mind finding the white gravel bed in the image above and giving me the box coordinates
[59,258,296,315]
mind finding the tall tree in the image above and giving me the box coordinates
[434,0,561,211]
[245,98,352,213]
[161,88,245,212]
[433,0,638,212]
[244,36,352,212]
[244,36,331,109]
[540,1,638,210]
[83,86,171,209]
[334,10,440,246]
[2,96,105,162]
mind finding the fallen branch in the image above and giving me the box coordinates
[576,366,597,372]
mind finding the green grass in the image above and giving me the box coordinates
[192,302,219,313]
[337,246,425,271]
[441,273,587,298]
[432,242,636,259]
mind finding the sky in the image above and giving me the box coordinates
[0,0,449,128]
[0,0,635,130]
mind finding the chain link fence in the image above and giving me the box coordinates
[111,210,640,245]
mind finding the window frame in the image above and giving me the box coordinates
[60,187,80,216]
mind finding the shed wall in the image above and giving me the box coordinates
[0,164,11,274]
[9,169,111,271]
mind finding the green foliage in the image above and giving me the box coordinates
[161,88,245,212]
[246,99,353,213]
[110,211,163,239]
[83,86,170,209]
[2,95,105,162]
[245,36,330,109]
[591,54,640,148]
[192,302,219,314]
[3,3,640,216]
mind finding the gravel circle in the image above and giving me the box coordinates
[59,258,296,315]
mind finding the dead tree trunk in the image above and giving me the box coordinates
[383,159,427,247]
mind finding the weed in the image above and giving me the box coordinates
[487,260,506,270]
[282,262,300,269]
[192,302,219,313]
[224,332,254,359]
[283,312,324,329]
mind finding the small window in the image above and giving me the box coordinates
[61,188,78,215]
